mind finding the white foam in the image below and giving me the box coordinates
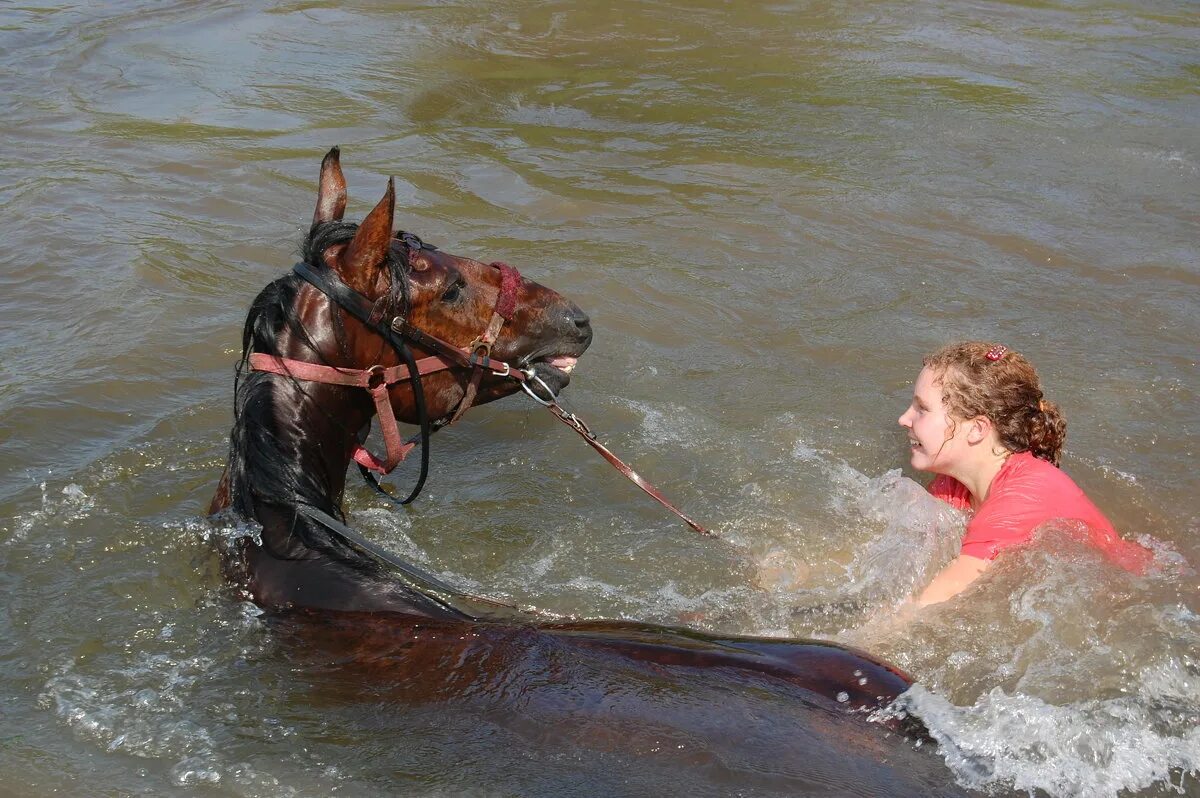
[352,506,429,565]
[36,596,303,793]
[42,653,222,761]
[898,676,1200,798]
[616,397,716,449]
[790,439,821,462]
[191,512,263,548]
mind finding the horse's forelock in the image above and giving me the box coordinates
[303,220,412,319]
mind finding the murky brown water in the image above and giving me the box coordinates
[2,1,1197,795]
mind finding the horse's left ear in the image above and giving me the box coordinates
[338,178,395,292]
[313,146,347,225]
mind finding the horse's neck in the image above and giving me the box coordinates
[232,373,367,556]
[230,380,474,617]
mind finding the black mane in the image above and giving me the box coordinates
[221,221,413,570]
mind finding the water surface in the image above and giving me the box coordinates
[1,1,1197,796]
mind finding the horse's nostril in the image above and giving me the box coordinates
[559,303,591,346]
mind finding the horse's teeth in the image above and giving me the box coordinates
[545,355,578,373]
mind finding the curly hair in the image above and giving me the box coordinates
[923,342,1067,466]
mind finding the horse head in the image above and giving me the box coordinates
[302,147,592,424]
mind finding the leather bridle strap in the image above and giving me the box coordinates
[248,353,454,474]
[382,266,521,379]
[448,261,521,425]
[284,260,527,487]
[290,260,436,502]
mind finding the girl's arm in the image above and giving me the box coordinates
[913,555,991,607]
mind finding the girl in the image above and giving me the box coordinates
[898,341,1150,606]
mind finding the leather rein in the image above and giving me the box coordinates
[249,242,710,535]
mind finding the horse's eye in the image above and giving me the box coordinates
[441,281,463,304]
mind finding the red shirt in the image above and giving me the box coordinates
[928,451,1151,573]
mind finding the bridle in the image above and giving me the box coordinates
[249,232,524,504]
[248,233,709,534]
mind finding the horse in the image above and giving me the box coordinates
[207,148,966,795]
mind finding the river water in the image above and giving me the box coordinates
[1,1,1197,796]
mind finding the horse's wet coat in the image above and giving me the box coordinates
[210,150,950,771]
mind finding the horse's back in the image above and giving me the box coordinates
[265,609,963,796]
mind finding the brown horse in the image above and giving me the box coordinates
[209,146,592,614]
[208,149,962,794]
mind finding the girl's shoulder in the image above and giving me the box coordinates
[995,451,1086,497]
[964,450,1122,558]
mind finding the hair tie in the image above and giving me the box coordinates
[985,344,1008,361]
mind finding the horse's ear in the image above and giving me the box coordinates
[313,146,347,225]
[338,178,395,289]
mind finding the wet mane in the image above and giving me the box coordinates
[222,221,413,570]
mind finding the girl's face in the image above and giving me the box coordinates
[898,366,969,474]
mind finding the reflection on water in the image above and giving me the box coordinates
[1,0,1197,796]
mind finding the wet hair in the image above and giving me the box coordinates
[923,341,1067,466]
[223,219,414,571]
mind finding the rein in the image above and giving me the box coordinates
[250,256,710,535]
[290,504,533,621]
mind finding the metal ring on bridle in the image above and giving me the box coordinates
[520,369,558,406]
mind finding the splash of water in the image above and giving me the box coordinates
[197,510,263,548]
[899,674,1200,798]
[38,601,281,789]
[7,481,95,542]
[697,422,1199,798]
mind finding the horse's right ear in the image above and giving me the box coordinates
[313,146,347,225]
[338,178,395,292]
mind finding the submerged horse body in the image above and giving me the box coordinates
[208,150,955,789]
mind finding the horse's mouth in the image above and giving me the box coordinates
[542,355,578,374]
[524,354,581,397]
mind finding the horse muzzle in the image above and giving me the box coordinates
[521,300,592,396]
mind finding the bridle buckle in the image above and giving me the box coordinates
[468,338,492,367]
